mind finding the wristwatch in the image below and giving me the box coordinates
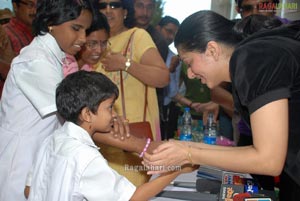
[125,58,131,71]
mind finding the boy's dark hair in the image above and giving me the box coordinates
[33,0,96,36]
[158,16,180,27]
[56,71,119,124]
[86,11,110,36]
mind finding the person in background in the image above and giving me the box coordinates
[0,8,13,25]
[143,10,300,200]
[176,63,214,124]
[3,0,36,55]
[134,0,168,61]
[25,71,196,201]
[1,0,36,96]
[95,0,169,186]
[235,0,290,23]
[0,24,14,98]
[0,0,95,200]
[0,8,15,97]
[133,0,169,132]
[156,15,181,140]
[77,12,110,72]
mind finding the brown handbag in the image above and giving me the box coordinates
[120,30,153,140]
[120,75,153,140]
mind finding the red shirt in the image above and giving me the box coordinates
[3,17,33,55]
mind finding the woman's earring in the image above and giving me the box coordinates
[48,26,53,33]
[124,15,127,19]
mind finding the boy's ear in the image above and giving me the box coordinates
[79,107,92,123]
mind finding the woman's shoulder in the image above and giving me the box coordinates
[126,27,150,37]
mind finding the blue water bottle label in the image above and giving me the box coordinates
[180,134,192,141]
[203,136,216,145]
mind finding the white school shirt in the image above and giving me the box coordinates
[0,33,65,201]
[28,122,136,201]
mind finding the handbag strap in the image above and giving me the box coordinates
[120,30,148,121]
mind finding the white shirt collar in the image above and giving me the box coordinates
[63,121,99,150]
[36,33,66,65]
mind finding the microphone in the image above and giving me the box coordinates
[196,179,221,194]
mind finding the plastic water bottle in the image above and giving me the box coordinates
[179,107,192,141]
[203,113,217,145]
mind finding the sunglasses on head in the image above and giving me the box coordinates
[99,2,122,10]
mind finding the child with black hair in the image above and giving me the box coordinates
[26,71,195,201]
[0,0,95,200]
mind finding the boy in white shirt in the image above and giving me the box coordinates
[26,71,195,201]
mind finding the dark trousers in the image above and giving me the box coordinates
[161,101,180,140]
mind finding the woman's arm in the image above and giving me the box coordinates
[93,133,163,155]
[131,165,197,201]
[127,47,169,88]
[144,99,288,176]
[210,85,234,117]
[102,48,169,88]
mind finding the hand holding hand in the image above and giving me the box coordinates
[101,52,127,72]
[142,140,191,174]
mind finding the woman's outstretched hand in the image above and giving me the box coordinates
[143,140,191,175]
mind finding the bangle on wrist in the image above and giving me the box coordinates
[139,138,151,158]
[189,101,193,107]
[124,58,131,71]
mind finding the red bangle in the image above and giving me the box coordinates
[139,138,151,158]
[189,102,193,107]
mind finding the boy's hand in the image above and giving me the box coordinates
[24,185,30,199]
[111,115,130,140]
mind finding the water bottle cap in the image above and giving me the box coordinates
[184,107,190,112]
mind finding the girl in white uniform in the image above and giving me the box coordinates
[0,0,94,200]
